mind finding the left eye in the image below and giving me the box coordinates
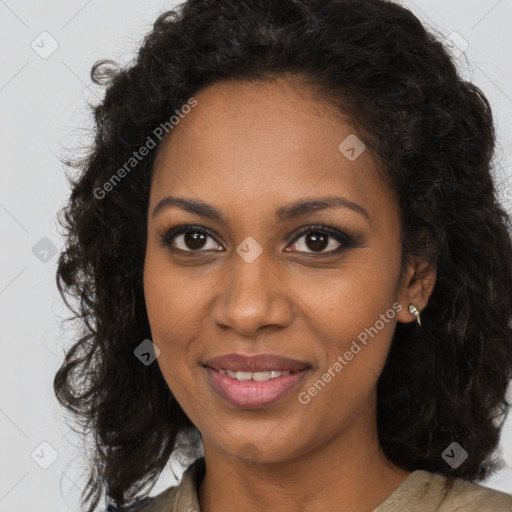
[287,228,346,254]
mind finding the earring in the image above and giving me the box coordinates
[408,303,421,326]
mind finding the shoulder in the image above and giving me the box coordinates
[106,495,159,512]
[442,474,512,511]
[106,457,205,512]
[105,485,182,512]
[375,469,512,511]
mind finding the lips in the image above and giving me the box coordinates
[202,353,311,408]
[204,366,310,408]
[203,353,310,373]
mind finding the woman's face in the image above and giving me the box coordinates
[143,76,428,463]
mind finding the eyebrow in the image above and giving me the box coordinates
[152,195,369,222]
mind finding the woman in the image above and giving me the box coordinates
[54,0,512,510]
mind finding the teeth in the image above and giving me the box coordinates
[219,369,292,381]
[253,371,270,381]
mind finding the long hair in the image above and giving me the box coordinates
[54,0,512,510]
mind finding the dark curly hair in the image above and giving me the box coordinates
[53,0,512,510]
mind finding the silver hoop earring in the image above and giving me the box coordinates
[408,303,421,326]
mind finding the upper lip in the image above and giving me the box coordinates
[203,353,311,373]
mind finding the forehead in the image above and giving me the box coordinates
[150,77,395,227]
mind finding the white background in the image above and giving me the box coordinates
[1,0,512,510]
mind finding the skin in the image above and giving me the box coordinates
[143,75,436,512]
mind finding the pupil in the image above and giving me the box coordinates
[307,232,328,251]
[185,232,206,250]
[182,231,329,251]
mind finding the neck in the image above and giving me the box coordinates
[198,404,411,512]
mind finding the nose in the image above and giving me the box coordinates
[211,252,294,337]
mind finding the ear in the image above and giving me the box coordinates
[396,255,437,324]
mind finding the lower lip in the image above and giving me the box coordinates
[204,367,309,409]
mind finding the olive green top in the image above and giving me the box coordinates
[126,456,512,511]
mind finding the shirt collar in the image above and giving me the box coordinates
[171,456,206,512]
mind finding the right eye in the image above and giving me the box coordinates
[159,225,224,253]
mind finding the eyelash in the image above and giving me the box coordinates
[158,223,358,256]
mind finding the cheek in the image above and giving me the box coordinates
[297,302,397,431]
[143,250,218,400]
[143,248,206,339]
[143,270,196,412]
[303,256,399,335]
[143,254,190,381]
[299,257,400,399]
